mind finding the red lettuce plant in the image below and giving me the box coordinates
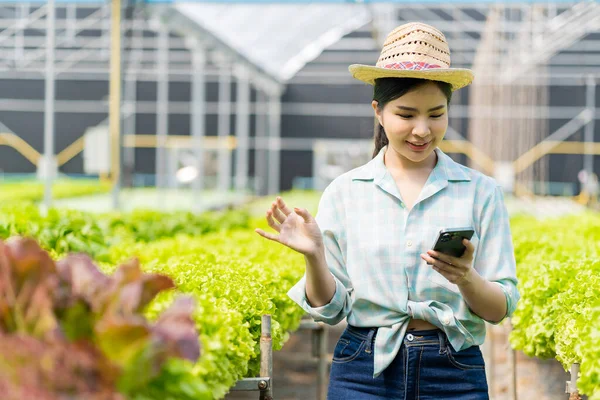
[0,236,200,400]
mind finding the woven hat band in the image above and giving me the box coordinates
[382,62,442,71]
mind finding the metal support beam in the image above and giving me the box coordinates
[167,146,178,188]
[502,2,600,84]
[513,109,593,174]
[218,60,232,192]
[260,314,273,400]
[267,91,281,195]
[14,3,26,63]
[66,3,76,45]
[235,65,251,192]
[21,5,109,69]
[231,315,273,399]
[255,90,267,196]
[231,377,272,392]
[109,0,123,210]
[43,0,55,211]
[102,2,110,61]
[0,5,48,65]
[156,24,169,189]
[123,73,136,187]
[584,75,596,177]
[122,7,143,188]
[191,42,206,212]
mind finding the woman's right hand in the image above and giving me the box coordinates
[255,196,323,256]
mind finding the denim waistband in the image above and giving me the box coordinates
[347,325,449,353]
[347,325,378,340]
[348,325,443,338]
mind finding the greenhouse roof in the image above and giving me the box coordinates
[173,3,372,82]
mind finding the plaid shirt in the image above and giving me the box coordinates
[288,145,520,378]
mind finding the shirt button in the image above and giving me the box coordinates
[442,316,451,325]
[407,240,413,247]
[406,334,414,342]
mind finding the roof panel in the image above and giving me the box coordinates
[174,3,371,81]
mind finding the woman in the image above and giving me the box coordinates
[255,22,519,399]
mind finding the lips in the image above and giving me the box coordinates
[406,141,431,151]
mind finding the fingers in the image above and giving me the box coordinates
[255,228,280,243]
[421,253,450,268]
[421,250,458,271]
[293,207,313,223]
[425,250,457,266]
[263,195,313,232]
[270,201,286,223]
[276,196,294,216]
[421,253,459,278]
[462,239,475,258]
[266,210,281,233]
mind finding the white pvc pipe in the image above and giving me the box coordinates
[43,0,55,211]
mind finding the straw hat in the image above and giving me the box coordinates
[349,22,473,91]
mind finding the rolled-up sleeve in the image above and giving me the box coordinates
[474,184,520,325]
[287,183,353,325]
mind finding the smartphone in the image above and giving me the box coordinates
[431,227,475,258]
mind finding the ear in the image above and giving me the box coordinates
[372,100,383,126]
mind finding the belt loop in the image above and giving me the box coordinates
[365,328,376,353]
[437,330,447,355]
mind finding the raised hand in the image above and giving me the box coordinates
[255,196,323,256]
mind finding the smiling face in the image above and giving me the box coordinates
[372,81,449,166]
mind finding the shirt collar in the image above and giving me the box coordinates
[350,145,471,183]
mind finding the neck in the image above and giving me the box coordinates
[384,146,438,177]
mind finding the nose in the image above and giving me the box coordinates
[412,120,431,137]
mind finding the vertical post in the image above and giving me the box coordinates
[15,4,26,64]
[43,0,56,211]
[218,60,232,193]
[66,3,76,45]
[567,363,581,400]
[254,90,267,196]
[191,43,206,213]
[156,24,169,191]
[260,315,273,400]
[316,325,328,400]
[584,75,596,178]
[109,0,122,210]
[267,88,281,195]
[451,7,462,140]
[123,9,142,189]
[234,66,250,192]
[102,2,110,60]
[483,325,495,399]
[167,147,178,188]
[507,319,517,400]
[123,74,137,187]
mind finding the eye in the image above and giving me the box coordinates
[431,114,445,118]
[398,114,413,119]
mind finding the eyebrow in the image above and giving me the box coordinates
[396,105,446,112]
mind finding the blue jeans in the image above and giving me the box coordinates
[328,326,489,400]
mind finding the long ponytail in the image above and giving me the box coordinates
[372,120,388,158]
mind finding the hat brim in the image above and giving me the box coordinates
[348,64,474,91]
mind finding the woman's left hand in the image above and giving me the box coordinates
[420,239,476,287]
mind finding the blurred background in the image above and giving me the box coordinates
[0,0,598,213]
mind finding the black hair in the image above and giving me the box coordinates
[372,78,453,158]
